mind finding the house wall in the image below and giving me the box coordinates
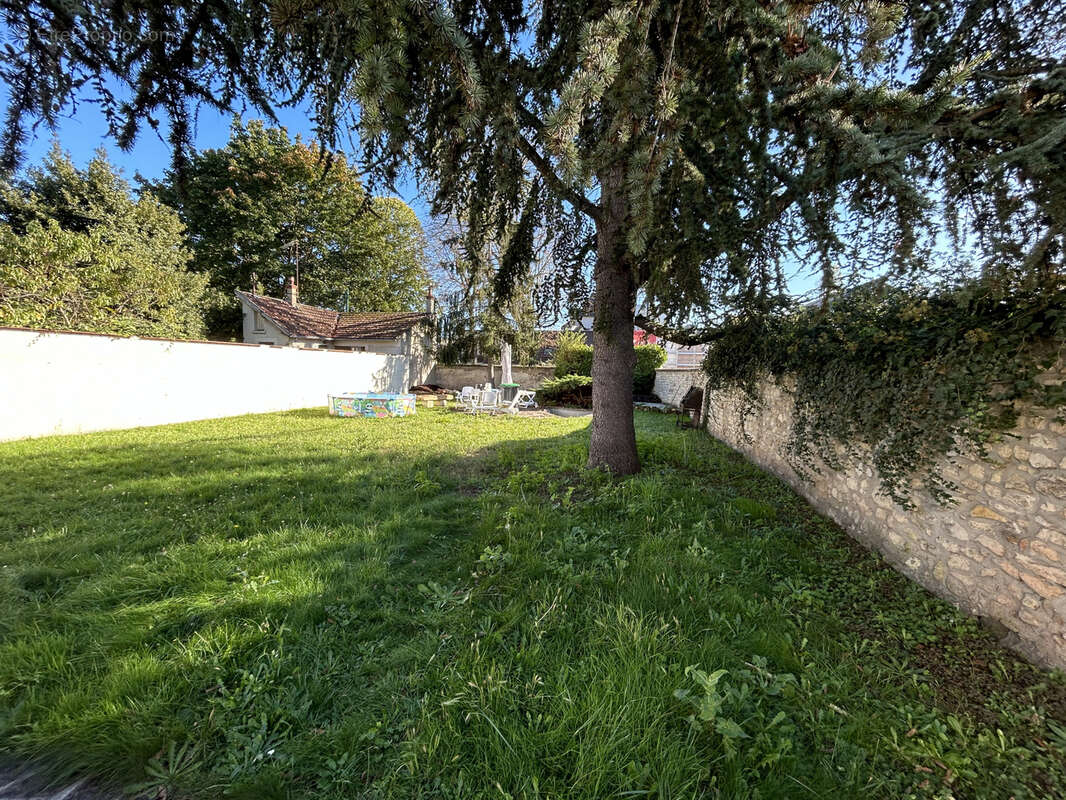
[237,298,436,392]
[241,303,292,346]
[336,330,434,389]
[0,327,411,441]
[652,366,1066,669]
[333,337,405,355]
[430,364,555,390]
[405,328,436,389]
[663,344,706,369]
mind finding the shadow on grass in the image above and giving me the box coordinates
[0,410,596,794]
[0,409,1062,799]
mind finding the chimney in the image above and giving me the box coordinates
[284,276,298,306]
[425,289,436,316]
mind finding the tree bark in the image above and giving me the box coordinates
[587,167,640,475]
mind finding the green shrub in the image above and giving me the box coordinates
[554,345,593,378]
[537,374,593,407]
[550,334,665,397]
[634,344,667,395]
[554,331,593,378]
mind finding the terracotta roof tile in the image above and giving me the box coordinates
[236,292,430,341]
[334,311,430,339]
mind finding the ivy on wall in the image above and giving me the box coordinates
[703,282,1066,507]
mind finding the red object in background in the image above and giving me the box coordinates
[633,328,658,345]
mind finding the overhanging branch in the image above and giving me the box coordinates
[635,314,725,346]
[515,133,601,223]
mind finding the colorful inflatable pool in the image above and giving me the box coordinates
[328,393,417,418]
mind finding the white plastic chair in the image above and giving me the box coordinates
[474,388,501,414]
[458,386,479,413]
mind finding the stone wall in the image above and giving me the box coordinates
[430,363,555,390]
[653,367,1066,669]
[654,368,706,406]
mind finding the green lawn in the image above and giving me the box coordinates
[0,409,1063,799]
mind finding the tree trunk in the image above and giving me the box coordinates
[587,168,640,475]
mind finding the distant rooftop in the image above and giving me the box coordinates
[236,291,431,341]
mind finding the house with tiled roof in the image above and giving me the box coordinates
[235,277,436,384]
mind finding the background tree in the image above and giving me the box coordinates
[3,0,1062,472]
[152,120,430,338]
[433,215,554,365]
[0,145,207,337]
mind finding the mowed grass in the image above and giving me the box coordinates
[0,409,1064,799]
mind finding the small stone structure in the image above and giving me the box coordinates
[653,367,702,407]
[677,385,704,428]
[653,366,1066,669]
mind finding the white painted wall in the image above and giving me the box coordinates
[0,327,412,441]
[241,306,292,346]
[334,337,404,354]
